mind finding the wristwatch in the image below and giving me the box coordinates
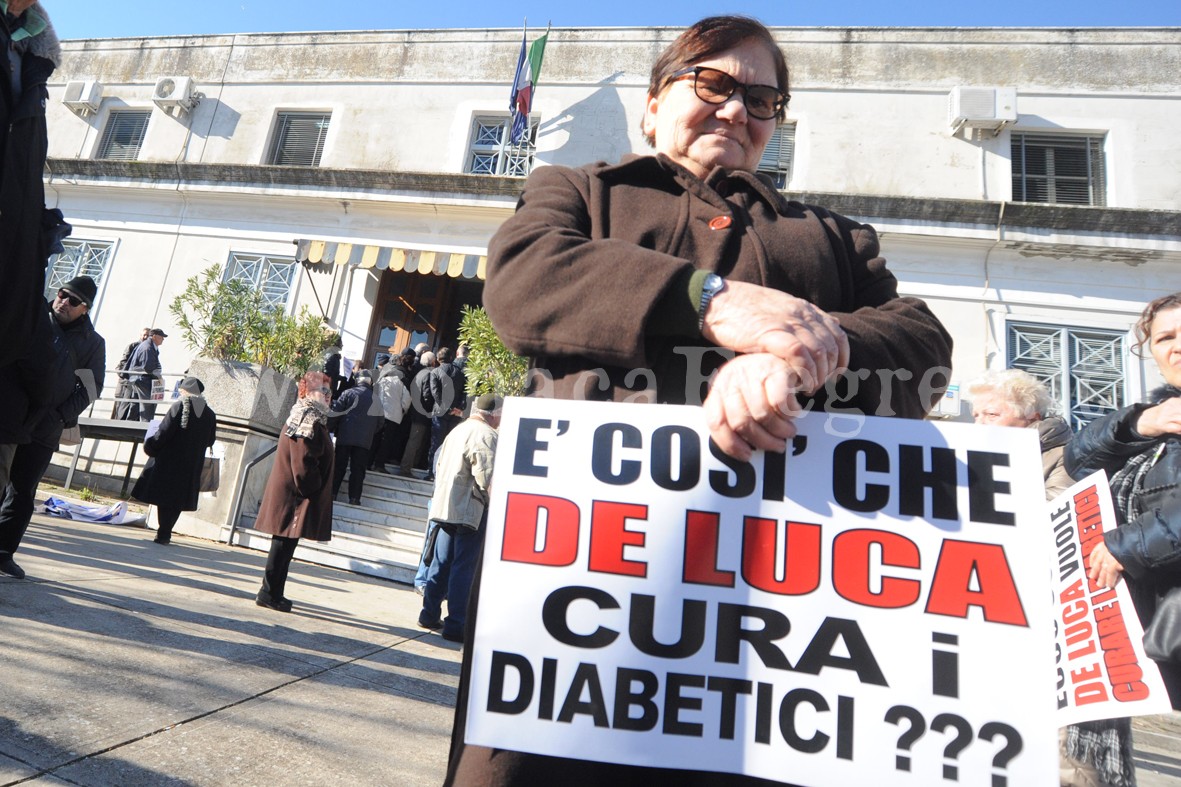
[698,273,725,331]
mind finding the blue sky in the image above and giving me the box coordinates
[50,0,1180,39]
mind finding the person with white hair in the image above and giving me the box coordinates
[968,368,1074,498]
[418,393,502,643]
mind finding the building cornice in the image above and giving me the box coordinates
[45,157,1181,241]
[45,158,524,199]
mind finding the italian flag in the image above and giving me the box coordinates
[510,26,548,145]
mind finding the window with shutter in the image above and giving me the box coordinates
[44,240,114,310]
[756,124,796,189]
[465,115,537,176]
[268,112,331,167]
[1011,133,1106,206]
[223,252,297,311]
[96,110,151,161]
[1007,321,1125,430]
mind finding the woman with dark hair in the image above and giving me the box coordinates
[1068,292,1181,713]
[131,376,217,545]
[450,15,952,786]
[252,370,335,612]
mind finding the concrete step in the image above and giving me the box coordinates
[233,523,423,584]
[333,496,428,527]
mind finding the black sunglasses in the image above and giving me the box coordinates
[56,289,84,307]
[667,66,789,120]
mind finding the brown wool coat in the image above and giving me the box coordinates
[447,157,953,787]
[484,154,953,417]
[253,420,334,542]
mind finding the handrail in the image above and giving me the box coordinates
[226,443,278,546]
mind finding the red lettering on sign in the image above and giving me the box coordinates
[589,501,649,578]
[501,492,581,566]
[832,529,921,608]
[925,540,1028,626]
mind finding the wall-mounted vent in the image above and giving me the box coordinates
[949,87,1017,135]
[63,80,103,115]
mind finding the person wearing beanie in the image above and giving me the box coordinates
[0,274,106,579]
[418,392,502,643]
[329,368,382,505]
[0,0,64,491]
[131,377,217,545]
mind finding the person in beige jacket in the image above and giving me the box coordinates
[417,393,501,643]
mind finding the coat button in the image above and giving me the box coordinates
[708,216,732,230]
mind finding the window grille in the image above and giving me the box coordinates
[1011,132,1106,206]
[223,253,298,310]
[268,112,331,167]
[1007,322,1125,430]
[757,124,796,189]
[44,240,114,308]
[96,110,151,161]
[465,115,537,176]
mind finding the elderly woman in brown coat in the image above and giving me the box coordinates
[452,14,953,787]
[253,370,335,612]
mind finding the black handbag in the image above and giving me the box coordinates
[1143,586,1181,662]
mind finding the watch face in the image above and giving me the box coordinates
[705,273,724,292]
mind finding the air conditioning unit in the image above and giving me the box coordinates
[948,86,1017,135]
[152,76,199,112]
[62,79,102,115]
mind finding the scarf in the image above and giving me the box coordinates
[285,398,328,439]
[178,395,208,430]
[1110,385,1181,523]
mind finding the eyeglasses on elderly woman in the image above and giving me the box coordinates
[666,65,789,120]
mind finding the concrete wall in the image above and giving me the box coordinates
[50,28,1181,207]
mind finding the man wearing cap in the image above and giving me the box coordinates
[120,328,167,422]
[0,0,62,489]
[0,276,105,578]
[417,392,501,643]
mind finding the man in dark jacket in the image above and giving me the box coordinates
[111,326,149,416]
[0,276,106,579]
[119,328,166,422]
[398,350,436,479]
[427,346,467,480]
[330,369,382,505]
[0,1,61,488]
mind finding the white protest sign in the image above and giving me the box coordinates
[1050,471,1171,725]
[466,398,1057,786]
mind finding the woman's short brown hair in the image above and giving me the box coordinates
[1133,292,1181,357]
[642,15,789,146]
[298,370,331,399]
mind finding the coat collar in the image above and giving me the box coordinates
[596,154,789,215]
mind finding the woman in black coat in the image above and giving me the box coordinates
[1067,292,1181,710]
[131,377,217,544]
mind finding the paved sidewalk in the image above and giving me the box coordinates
[4,514,1181,786]
[0,515,460,786]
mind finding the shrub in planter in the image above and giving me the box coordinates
[169,265,331,378]
[458,305,529,398]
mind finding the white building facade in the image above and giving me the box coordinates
[45,26,1181,430]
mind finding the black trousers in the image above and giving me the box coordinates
[260,535,299,601]
[156,506,182,541]
[333,444,369,501]
[0,441,55,555]
[373,418,411,469]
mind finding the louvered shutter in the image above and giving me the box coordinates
[269,112,331,167]
[97,111,151,160]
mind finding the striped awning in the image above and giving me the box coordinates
[294,239,487,281]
